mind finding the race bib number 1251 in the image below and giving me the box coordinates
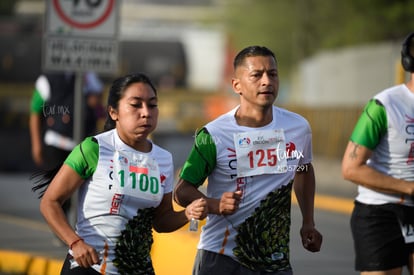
[234,129,287,177]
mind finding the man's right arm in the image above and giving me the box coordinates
[30,90,45,166]
[174,127,241,216]
[342,98,414,195]
[30,113,43,166]
[174,178,204,207]
[174,178,240,217]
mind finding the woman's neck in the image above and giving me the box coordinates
[116,129,152,153]
[406,76,414,94]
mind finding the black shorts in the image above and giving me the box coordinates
[193,249,293,275]
[60,254,101,275]
[351,201,414,271]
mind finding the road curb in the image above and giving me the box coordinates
[0,193,354,274]
[0,250,62,275]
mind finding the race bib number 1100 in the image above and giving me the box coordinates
[234,129,287,177]
[113,151,163,202]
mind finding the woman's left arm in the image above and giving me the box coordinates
[153,192,206,233]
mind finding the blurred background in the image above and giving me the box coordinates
[1,0,414,172]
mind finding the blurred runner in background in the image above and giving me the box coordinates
[342,32,414,275]
[29,71,104,220]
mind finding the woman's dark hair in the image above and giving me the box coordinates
[103,72,157,131]
[233,46,277,70]
[31,166,61,198]
[32,73,157,198]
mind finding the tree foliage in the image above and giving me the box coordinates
[0,0,17,15]
[224,0,414,73]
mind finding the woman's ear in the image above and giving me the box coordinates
[108,106,118,121]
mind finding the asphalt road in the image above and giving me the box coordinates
[0,157,409,275]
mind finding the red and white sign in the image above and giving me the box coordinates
[47,0,118,37]
[44,0,120,73]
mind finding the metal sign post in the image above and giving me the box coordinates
[43,0,120,226]
[73,71,84,145]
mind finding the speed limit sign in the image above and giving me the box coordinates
[44,0,120,73]
[47,0,118,36]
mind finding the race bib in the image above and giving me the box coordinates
[234,129,287,177]
[399,219,414,243]
[113,150,163,202]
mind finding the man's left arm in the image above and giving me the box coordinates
[293,163,322,252]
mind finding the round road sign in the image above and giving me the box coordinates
[52,0,115,29]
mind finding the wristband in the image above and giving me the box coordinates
[70,238,84,250]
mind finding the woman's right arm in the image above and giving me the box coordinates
[40,164,100,267]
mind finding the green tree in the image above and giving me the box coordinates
[0,0,17,15]
[224,0,414,74]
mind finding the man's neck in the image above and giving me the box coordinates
[235,105,273,127]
